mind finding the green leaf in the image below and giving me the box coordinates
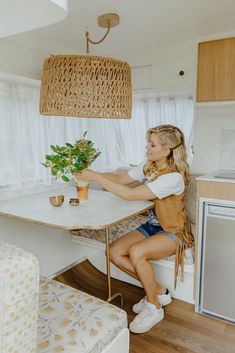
[66,143,73,148]
[62,175,70,182]
[50,145,58,153]
[45,154,53,161]
[61,160,68,168]
[75,162,84,170]
[51,155,61,163]
[78,153,87,161]
[51,165,59,175]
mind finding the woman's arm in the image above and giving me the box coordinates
[77,169,156,201]
[99,171,135,185]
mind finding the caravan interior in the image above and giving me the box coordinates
[0,1,235,352]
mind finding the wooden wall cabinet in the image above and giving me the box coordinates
[197,37,235,102]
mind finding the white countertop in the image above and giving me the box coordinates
[0,186,153,230]
[197,170,235,183]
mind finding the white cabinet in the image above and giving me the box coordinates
[196,198,235,323]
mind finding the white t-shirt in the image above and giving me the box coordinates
[128,162,185,225]
[128,162,185,198]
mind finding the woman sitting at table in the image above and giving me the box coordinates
[77,124,194,334]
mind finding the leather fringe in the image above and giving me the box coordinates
[174,228,193,290]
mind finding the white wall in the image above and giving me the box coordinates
[0,38,44,79]
[0,215,86,277]
[129,39,235,174]
[192,104,235,173]
[130,40,196,93]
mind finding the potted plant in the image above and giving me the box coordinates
[42,132,101,201]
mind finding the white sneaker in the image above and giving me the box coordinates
[158,288,172,306]
[129,301,164,333]
[132,289,172,314]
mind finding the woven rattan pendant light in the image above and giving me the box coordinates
[40,13,132,119]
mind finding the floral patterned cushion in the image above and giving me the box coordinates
[37,277,127,353]
[0,241,39,353]
[71,215,147,244]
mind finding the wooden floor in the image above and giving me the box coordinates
[55,260,235,353]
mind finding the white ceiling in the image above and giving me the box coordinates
[3,0,235,67]
[0,0,67,37]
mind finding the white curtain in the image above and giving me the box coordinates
[0,79,194,190]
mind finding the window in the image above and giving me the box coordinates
[0,76,194,190]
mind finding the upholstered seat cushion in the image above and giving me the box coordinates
[71,214,147,244]
[37,277,128,353]
[184,174,202,225]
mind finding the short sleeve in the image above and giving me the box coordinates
[127,162,146,181]
[146,173,185,199]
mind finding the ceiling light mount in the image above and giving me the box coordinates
[86,13,119,53]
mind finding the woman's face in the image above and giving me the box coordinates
[146,133,169,163]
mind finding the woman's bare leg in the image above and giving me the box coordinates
[110,230,167,294]
[110,230,144,279]
[128,233,176,308]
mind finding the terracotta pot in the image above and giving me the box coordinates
[76,185,89,201]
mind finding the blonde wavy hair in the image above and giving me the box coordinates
[144,124,190,185]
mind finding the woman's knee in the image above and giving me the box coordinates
[109,242,122,264]
[129,243,145,267]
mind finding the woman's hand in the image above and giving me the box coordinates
[76,169,156,201]
[76,169,98,182]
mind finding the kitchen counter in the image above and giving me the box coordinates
[197,170,235,183]
[196,171,235,202]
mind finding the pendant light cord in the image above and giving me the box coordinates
[86,25,110,53]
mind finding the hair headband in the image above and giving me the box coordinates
[171,142,182,150]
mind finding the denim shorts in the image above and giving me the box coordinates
[136,221,177,243]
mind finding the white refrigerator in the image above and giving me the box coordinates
[196,199,235,323]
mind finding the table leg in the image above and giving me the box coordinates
[105,227,123,308]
